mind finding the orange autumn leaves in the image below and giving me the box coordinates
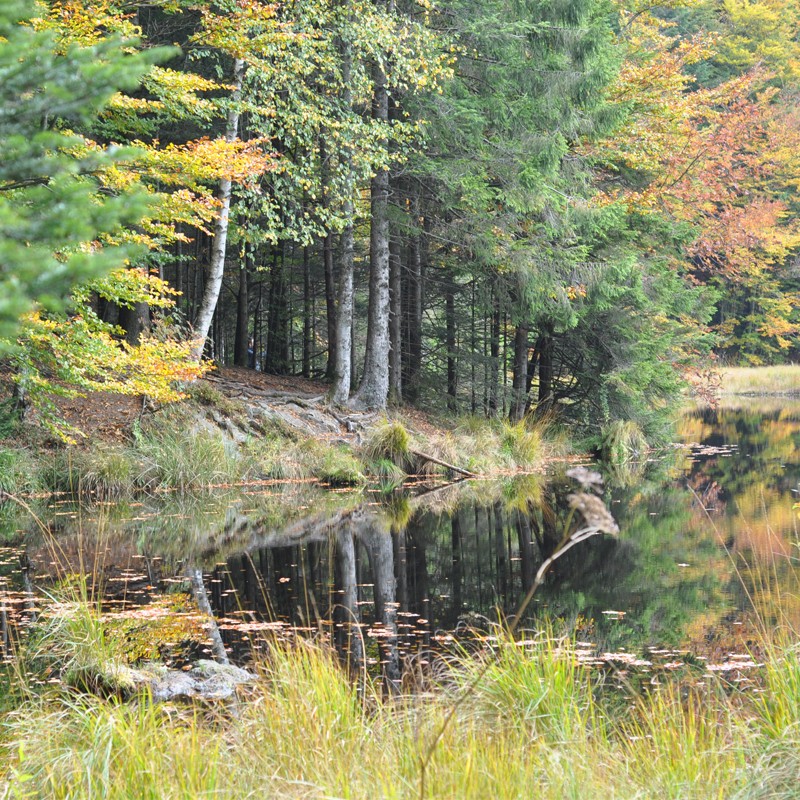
[587,7,800,356]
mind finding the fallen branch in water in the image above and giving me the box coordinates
[410,449,476,478]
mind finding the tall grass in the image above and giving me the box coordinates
[599,419,648,466]
[720,365,800,396]
[0,447,44,495]
[9,613,800,799]
[134,412,254,490]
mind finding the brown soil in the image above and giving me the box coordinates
[209,365,328,397]
[56,392,143,443]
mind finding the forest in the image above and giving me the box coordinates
[4,3,800,798]
[2,0,799,440]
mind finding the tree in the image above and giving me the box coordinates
[0,0,153,348]
[2,2,212,435]
[590,7,800,362]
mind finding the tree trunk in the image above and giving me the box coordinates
[323,232,337,381]
[509,322,529,422]
[265,244,290,374]
[537,319,555,412]
[404,214,423,403]
[233,253,249,367]
[446,279,457,412]
[329,34,355,404]
[352,59,390,410]
[118,300,149,346]
[488,285,501,414]
[389,233,403,403]
[330,226,354,403]
[191,57,245,361]
[302,244,312,378]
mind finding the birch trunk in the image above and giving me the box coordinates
[191,58,245,362]
[329,36,355,405]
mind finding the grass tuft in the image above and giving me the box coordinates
[599,419,648,466]
[362,420,412,471]
[315,446,366,486]
[0,447,44,495]
[500,418,543,468]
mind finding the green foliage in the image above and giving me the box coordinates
[0,0,155,349]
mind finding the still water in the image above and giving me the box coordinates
[2,400,800,676]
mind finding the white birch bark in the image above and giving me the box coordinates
[329,35,355,405]
[191,58,245,362]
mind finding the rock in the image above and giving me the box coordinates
[139,660,256,703]
[208,410,249,444]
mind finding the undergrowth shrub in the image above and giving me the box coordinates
[0,447,44,494]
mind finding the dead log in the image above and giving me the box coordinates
[409,449,476,478]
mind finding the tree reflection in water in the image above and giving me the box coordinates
[4,402,800,685]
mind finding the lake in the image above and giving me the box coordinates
[2,400,799,681]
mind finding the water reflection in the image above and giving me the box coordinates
[2,401,800,682]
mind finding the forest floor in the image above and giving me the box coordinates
[54,366,374,447]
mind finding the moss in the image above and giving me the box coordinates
[184,380,248,421]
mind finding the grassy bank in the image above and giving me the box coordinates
[720,365,800,396]
[0,383,566,497]
[0,606,798,799]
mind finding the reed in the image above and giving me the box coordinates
[720,365,800,396]
[3,618,800,800]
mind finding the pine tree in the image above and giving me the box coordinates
[0,0,153,348]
